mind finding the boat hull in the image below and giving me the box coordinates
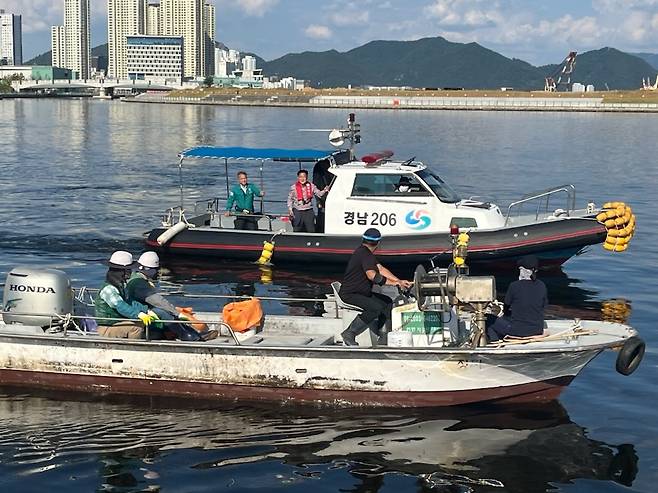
[146,217,606,267]
[0,333,600,407]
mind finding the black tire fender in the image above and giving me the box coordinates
[616,336,645,376]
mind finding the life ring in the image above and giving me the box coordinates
[615,336,645,376]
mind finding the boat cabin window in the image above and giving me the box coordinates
[351,174,430,197]
[416,170,461,203]
[450,217,478,228]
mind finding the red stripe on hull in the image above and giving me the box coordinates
[0,369,573,408]
[146,227,604,256]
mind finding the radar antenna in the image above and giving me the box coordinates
[299,113,361,159]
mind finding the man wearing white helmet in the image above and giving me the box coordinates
[125,251,218,341]
[94,251,157,339]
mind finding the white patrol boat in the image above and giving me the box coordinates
[146,114,635,268]
[0,252,645,407]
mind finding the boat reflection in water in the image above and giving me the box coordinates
[0,391,638,492]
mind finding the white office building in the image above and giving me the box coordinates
[61,0,91,79]
[159,0,215,77]
[126,35,183,81]
[51,26,66,68]
[0,9,22,66]
[108,0,148,79]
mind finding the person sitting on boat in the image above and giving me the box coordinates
[125,251,219,341]
[339,228,413,346]
[224,171,264,230]
[94,250,155,339]
[287,169,329,233]
[487,255,548,342]
[395,176,412,192]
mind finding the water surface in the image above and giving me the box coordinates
[0,100,657,492]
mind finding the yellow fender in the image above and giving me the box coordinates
[257,241,275,265]
[614,215,628,227]
[603,241,628,252]
[596,211,608,222]
[603,201,625,209]
[608,226,632,237]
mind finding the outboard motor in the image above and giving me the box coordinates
[2,267,73,327]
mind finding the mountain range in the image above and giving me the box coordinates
[262,37,658,90]
[26,36,658,90]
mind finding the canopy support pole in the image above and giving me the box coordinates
[178,156,184,210]
[259,159,264,214]
[224,158,230,198]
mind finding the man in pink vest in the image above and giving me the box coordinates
[287,169,328,232]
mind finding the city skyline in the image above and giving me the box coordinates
[5,0,658,65]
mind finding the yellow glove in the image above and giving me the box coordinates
[147,310,160,320]
[138,312,154,326]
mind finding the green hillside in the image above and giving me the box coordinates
[26,43,109,66]
[264,37,657,90]
[633,52,658,70]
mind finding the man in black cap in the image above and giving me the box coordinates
[339,228,413,346]
[487,255,548,341]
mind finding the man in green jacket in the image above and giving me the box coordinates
[224,171,264,230]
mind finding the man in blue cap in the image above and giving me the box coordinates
[339,228,413,346]
[487,255,548,341]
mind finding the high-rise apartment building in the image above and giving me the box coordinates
[203,2,215,77]
[146,3,161,35]
[63,0,91,79]
[159,0,214,77]
[51,26,66,68]
[108,0,147,78]
[0,9,22,66]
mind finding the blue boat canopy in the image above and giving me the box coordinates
[180,146,332,162]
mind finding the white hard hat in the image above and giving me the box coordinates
[108,250,134,268]
[138,251,160,269]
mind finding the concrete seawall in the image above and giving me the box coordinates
[125,94,658,113]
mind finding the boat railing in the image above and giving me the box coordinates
[504,184,576,226]
[70,287,343,318]
[194,196,289,216]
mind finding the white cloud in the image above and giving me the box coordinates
[425,0,502,28]
[305,24,333,39]
[218,0,279,17]
[330,11,370,27]
[593,0,658,13]
[1,0,62,33]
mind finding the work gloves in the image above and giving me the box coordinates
[137,310,160,326]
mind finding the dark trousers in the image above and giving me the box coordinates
[344,292,392,332]
[315,209,325,233]
[486,316,512,342]
[486,316,543,341]
[292,209,315,232]
[234,215,258,230]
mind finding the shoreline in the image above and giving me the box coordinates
[124,94,658,113]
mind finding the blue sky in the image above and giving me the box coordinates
[8,0,658,64]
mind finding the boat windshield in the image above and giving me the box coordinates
[417,169,461,203]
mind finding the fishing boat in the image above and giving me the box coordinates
[0,258,645,407]
[145,114,636,268]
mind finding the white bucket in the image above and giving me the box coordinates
[387,331,414,347]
